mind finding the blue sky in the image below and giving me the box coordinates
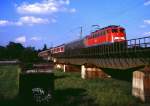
[0,0,150,49]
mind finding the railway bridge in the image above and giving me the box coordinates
[39,36,150,69]
[39,36,150,102]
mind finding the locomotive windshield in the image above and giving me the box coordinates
[112,29,118,33]
[120,29,125,33]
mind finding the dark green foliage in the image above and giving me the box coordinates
[6,42,24,59]
[0,46,7,59]
[0,42,43,63]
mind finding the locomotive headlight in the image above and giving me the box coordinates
[114,37,125,40]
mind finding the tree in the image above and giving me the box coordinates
[0,42,44,63]
[0,46,5,59]
[42,44,48,51]
[6,42,24,59]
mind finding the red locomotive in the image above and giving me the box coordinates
[85,25,126,47]
[51,25,126,54]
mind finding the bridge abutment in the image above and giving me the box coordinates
[54,63,81,72]
[81,64,110,79]
[132,65,150,102]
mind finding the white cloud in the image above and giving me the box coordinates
[0,20,10,26]
[0,16,49,26]
[18,16,49,25]
[60,0,70,5]
[30,37,41,41]
[144,20,150,25]
[15,36,26,43]
[0,0,75,27]
[16,0,75,15]
[144,0,150,6]
[143,32,150,36]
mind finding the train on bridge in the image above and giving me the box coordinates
[38,24,150,69]
[50,25,126,55]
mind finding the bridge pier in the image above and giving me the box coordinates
[132,65,150,102]
[63,64,66,72]
[81,64,110,79]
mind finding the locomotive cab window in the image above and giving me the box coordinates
[107,30,110,33]
[112,29,118,33]
[120,29,125,33]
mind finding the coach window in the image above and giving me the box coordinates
[57,48,59,52]
[97,32,100,36]
[61,47,63,51]
[93,34,95,38]
[92,34,94,38]
[96,32,99,37]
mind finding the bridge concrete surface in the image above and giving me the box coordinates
[39,36,150,102]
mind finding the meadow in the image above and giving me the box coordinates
[0,65,150,106]
[53,71,149,106]
[0,65,20,100]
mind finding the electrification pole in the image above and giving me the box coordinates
[80,26,83,39]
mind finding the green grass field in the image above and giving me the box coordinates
[0,65,20,100]
[54,71,150,106]
[0,65,150,106]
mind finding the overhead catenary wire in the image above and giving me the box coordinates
[58,0,145,46]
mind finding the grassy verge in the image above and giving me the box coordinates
[0,65,20,100]
[54,70,150,106]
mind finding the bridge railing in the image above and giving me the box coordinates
[127,36,150,49]
[53,36,150,59]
